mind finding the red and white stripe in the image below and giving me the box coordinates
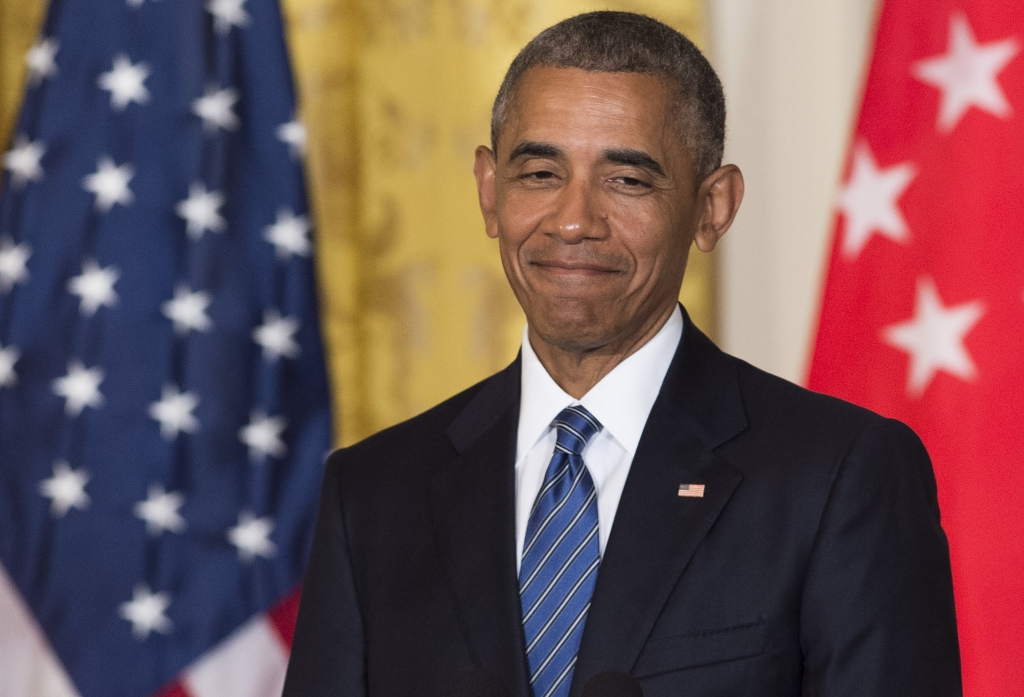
[0,562,299,697]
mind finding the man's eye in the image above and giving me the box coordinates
[615,176,650,188]
[523,170,556,180]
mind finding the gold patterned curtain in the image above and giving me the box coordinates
[0,1,46,155]
[2,0,712,447]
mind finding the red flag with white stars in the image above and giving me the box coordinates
[809,2,1024,695]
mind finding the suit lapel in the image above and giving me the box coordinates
[430,360,531,697]
[571,315,749,694]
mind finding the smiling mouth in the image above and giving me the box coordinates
[528,260,622,276]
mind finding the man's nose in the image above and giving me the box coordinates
[548,178,605,243]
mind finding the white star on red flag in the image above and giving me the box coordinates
[882,277,985,398]
[913,13,1021,133]
[837,142,917,260]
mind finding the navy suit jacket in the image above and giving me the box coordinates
[283,313,961,697]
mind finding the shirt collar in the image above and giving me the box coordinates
[517,305,684,460]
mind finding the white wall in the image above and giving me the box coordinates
[707,0,878,383]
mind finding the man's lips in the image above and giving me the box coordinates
[527,260,622,276]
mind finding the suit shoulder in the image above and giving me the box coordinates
[325,365,513,485]
[722,355,922,474]
[721,355,930,502]
[731,355,883,437]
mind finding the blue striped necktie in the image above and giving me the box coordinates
[520,405,603,697]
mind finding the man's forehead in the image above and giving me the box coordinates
[501,67,681,163]
[514,65,674,112]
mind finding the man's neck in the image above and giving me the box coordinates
[528,302,678,399]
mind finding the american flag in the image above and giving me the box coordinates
[676,483,705,498]
[0,0,332,695]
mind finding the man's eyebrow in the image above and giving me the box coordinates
[602,149,666,177]
[507,141,563,162]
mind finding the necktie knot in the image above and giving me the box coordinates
[553,405,602,457]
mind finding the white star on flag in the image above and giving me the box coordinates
[133,484,187,536]
[227,511,277,562]
[52,360,104,416]
[176,182,226,238]
[253,309,301,361]
[239,410,287,461]
[3,135,46,187]
[276,118,307,158]
[67,259,119,316]
[82,156,135,212]
[119,585,173,640]
[912,12,1021,134]
[263,208,311,259]
[148,384,200,440]
[39,460,90,517]
[0,237,32,292]
[97,54,151,111]
[837,142,917,260]
[0,343,19,389]
[25,38,59,85]
[192,86,239,132]
[161,285,213,334]
[207,0,250,34]
[882,276,985,398]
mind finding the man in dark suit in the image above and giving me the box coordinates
[283,11,961,697]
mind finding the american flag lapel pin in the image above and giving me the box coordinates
[678,483,706,498]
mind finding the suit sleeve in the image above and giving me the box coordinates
[800,418,962,696]
[282,453,367,697]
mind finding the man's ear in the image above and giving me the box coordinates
[693,164,744,253]
[474,145,499,239]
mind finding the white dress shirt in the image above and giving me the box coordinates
[515,305,684,571]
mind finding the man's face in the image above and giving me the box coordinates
[477,66,701,353]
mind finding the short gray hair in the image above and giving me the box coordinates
[491,11,726,182]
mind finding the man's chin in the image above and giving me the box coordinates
[526,307,621,354]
